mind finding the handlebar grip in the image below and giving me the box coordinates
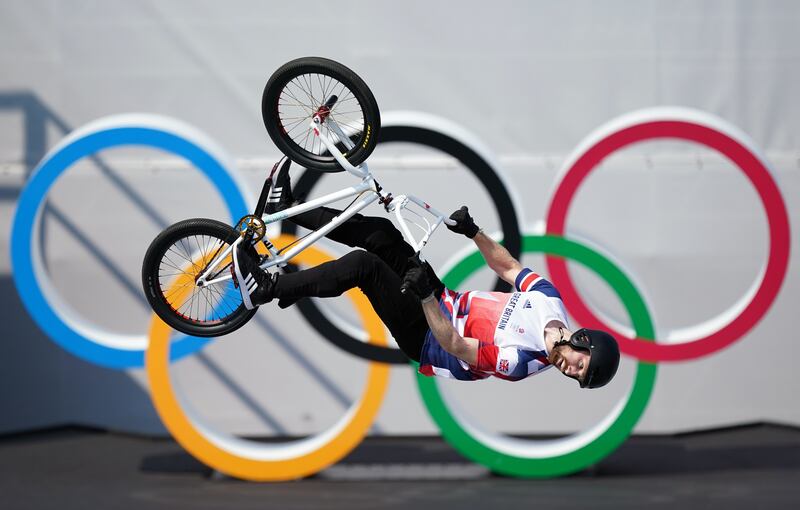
[323,95,338,109]
[443,218,457,227]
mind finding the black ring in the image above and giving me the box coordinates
[282,124,522,364]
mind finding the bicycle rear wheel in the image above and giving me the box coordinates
[262,57,380,172]
[141,218,257,337]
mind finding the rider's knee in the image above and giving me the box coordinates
[363,217,406,251]
[342,249,382,270]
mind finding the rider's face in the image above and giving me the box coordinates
[550,345,590,383]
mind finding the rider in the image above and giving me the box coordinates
[232,162,620,388]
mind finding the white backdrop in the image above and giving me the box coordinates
[0,0,798,437]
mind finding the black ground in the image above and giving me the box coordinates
[1,424,798,509]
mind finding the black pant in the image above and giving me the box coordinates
[273,207,444,362]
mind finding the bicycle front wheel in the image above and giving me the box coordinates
[262,57,380,172]
[141,218,257,337]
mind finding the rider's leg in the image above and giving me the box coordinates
[241,246,429,361]
[294,209,418,270]
[269,164,445,311]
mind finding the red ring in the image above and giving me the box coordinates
[545,118,790,362]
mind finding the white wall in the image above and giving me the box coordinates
[1,0,798,437]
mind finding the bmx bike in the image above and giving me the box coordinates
[141,57,454,338]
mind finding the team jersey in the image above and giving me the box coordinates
[418,268,569,381]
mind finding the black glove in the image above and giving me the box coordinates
[401,255,436,301]
[447,206,480,239]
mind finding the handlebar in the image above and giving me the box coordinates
[323,95,339,109]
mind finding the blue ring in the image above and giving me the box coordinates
[10,126,249,368]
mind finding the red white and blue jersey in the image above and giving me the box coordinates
[418,268,569,381]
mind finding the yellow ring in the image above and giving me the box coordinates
[146,234,389,481]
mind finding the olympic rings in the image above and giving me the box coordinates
[284,112,524,364]
[11,108,788,480]
[146,234,390,481]
[544,107,791,362]
[416,234,657,478]
[9,114,252,368]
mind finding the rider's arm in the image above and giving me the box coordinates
[447,206,523,286]
[420,296,479,365]
[472,231,523,287]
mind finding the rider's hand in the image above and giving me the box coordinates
[401,255,436,302]
[447,206,480,239]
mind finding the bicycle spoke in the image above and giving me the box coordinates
[176,238,200,272]
[198,286,216,321]
[271,65,372,164]
[207,284,237,317]
[316,74,328,101]
[285,118,312,137]
[207,279,235,314]
[180,287,194,320]
[338,89,356,105]
[154,229,246,325]
[159,271,195,278]
[166,246,196,273]
[285,79,316,112]
[201,235,213,264]
[285,119,311,134]
[164,281,197,302]
[331,81,348,106]
[329,117,364,132]
[204,286,223,320]
[300,74,318,107]
[278,101,315,109]
[172,241,192,265]
[336,95,359,104]
[279,114,317,122]
[206,258,232,282]
[329,109,364,117]
[160,277,192,298]
[278,87,315,110]
[193,235,205,266]
[160,254,184,272]
[328,120,365,141]
[300,126,312,152]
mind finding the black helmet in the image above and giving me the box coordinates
[568,328,620,389]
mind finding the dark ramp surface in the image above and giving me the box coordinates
[1,424,798,509]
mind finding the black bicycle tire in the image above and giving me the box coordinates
[283,124,522,364]
[141,218,257,337]
[262,57,381,172]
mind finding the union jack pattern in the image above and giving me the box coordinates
[418,267,567,381]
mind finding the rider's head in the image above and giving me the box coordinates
[549,328,620,389]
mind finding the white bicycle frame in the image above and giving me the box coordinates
[194,109,454,289]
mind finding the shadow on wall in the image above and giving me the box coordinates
[0,91,65,176]
[0,276,165,436]
[1,90,356,437]
[0,91,164,435]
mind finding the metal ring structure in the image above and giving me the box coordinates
[9,114,252,368]
[544,107,791,362]
[284,111,525,364]
[145,234,390,481]
[11,108,788,480]
[416,234,657,478]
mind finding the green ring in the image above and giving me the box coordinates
[414,235,657,477]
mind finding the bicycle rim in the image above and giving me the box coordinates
[156,232,242,327]
[278,73,366,159]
